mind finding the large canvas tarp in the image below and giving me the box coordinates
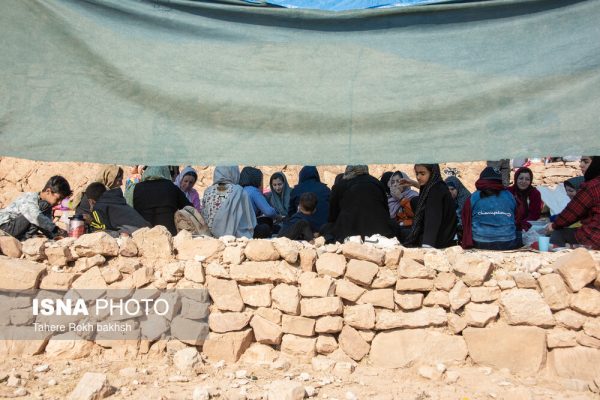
[1,0,599,166]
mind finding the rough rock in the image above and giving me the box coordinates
[537,273,571,311]
[73,232,119,257]
[371,268,398,288]
[464,303,499,327]
[132,266,154,288]
[230,261,299,284]
[0,256,46,291]
[239,343,279,365]
[67,372,113,400]
[570,288,600,316]
[449,280,471,311]
[0,235,22,258]
[345,259,380,286]
[398,257,435,279]
[100,267,121,284]
[203,328,254,363]
[271,283,301,315]
[71,266,107,300]
[447,314,468,334]
[512,272,538,289]
[576,331,600,348]
[548,346,600,383]
[40,272,79,291]
[316,335,338,354]
[299,272,335,297]
[267,380,306,400]
[315,316,344,333]
[205,262,230,279]
[239,284,273,307]
[554,248,597,292]
[370,330,467,368]
[584,319,600,339]
[500,289,555,327]
[547,329,577,348]
[452,254,493,286]
[434,272,456,291]
[183,261,205,284]
[424,252,452,272]
[21,237,47,260]
[395,278,434,292]
[423,291,450,309]
[272,237,300,264]
[244,240,280,261]
[463,326,547,375]
[223,246,244,265]
[282,315,316,336]
[170,317,209,346]
[44,335,94,359]
[468,287,501,303]
[375,307,447,330]
[300,297,343,317]
[358,289,395,309]
[44,245,74,266]
[317,253,346,278]
[394,292,424,310]
[344,304,376,330]
[341,242,385,266]
[176,237,223,262]
[173,347,201,372]
[554,309,588,330]
[118,236,138,257]
[384,248,402,267]
[206,276,244,312]
[299,248,317,272]
[208,312,253,333]
[255,307,282,324]
[338,325,370,361]
[335,279,366,302]
[250,315,283,345]
[132,226,173,259]
[281,334,316,362]
[74,255,106,273]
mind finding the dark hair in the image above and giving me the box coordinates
[85,182,107,201]
[42,176,72,198]
[380,171,394,195]
[270,172,285,186]
[168,166,180,181]
[480,188,501,198]
[299,192,318,213]
[183,171,198,182]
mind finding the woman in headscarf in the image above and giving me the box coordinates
[239,167,277,238]
[508,167,543,236]
[547,156,600,249]
[380,171,394,196]
[402,164,457,248]
[175,166,201,212]
[288,166,331,231]
[327,165,394,242]
[132,166,191,235]
[564,176,585,200]
[388,171,419,221]
[460,167,518,250]
[202,166,256,238]
[74,165,124,218]
[267,172,292,218]
[444,176,471,226]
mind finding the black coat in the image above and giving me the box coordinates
[92,188,151,235]
[328,174,394,242]
[288,167,331,231]
[133,179,191,235]
[417,181,457,248]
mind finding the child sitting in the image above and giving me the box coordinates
[0,176,71,240]
[278,192,319,241]
[85,182,150,237]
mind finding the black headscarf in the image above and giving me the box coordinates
[584,156,600,181]
[380,171,394,195]
[239,167,263,188]
[405,164,443,246]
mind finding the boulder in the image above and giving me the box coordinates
[132,226,173,259]
[570,288,600,316]
[584,319,600,340]
[335,279,366,302]
[449,280,471,311]
[173,347,201,372]
[299,272,335,297]
[74,254,106,273]
[338,325,370,361]
[267,380,306,400]
[434,272,456,291]
[170,317,209,346]
[183,261,205,284]
[300,297,343,317]
[370,330,467,368]
[206,276,244,312]
[424,252,452,272]
[371,268,398,288]
[452,254,493,286]
[239,284,273,307]
[394,292,424,310]
[44,245,74,266]
[554,309,588,330]
[344,304,376,330]
[244,240,279,261]
[554,248,597,292]
[299,248,317,272]
[132,266,154,288]
[341,242,385,265]
[463,326,547,375]
[222,246,244,265]
[67,372,114,400]
[176,237,223,262]
[316,335,338,354]
[255,307,282,324]
[537,273,571,311]
[468,287,501,303]
[375,307,447,330]
[576,331,600,348]
[21,237,47,260]
[0,235,22,258]
[512,272,538,289]
[271,283,300,315]
[282,315,316,336]
[208,312,253,333]
[118,236,138,257]
[358,289,395,309]
[40,272,79,291]
[250,315,283,345]
[447,314,468,334]
[315,316,344,333]
[71,266,107,300]
[73,232,119,257]
[398,257,435,279]
[500,289,555,327]
[464,303,499,327]
[423,290,450,309]
[548,346,600,383]
[384,248,402,267]
[272,237,300,264]
[315,252,347,278]
[345,259,379,286]
[230,261,299,284]
[203,328,254,362]
[281,334,316,362]
[240,343,279,364]
[45,334,95,359]
[547,329,577,348]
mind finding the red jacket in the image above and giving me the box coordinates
[553,176,600,249]
[508,185,542,231]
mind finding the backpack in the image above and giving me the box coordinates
[174,206,211,236]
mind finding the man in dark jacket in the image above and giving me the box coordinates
[288,166,330,231]
[85,183,151,237]
[328,165,395,242]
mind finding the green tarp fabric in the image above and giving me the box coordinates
[1,0,599,165]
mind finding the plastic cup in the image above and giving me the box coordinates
[538,236,551,252]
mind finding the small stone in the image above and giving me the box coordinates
[267,380,305,400]
[192,386,211,400]
[35,364,50,373]
[554,248,598,292]
[512,272,538,289]
[418,365,442,380]
[173,347,201,372]
[48,379,57,386]
[67,372,114,400]
[449,280,470,311]
[444,370,460,384]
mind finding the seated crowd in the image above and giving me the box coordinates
[0,157,598,251]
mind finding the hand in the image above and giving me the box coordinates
[544,223,554,235]
[399,178,419,188]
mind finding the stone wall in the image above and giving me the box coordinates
[1,229,600,389]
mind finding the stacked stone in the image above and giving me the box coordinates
[1,227,600,388]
